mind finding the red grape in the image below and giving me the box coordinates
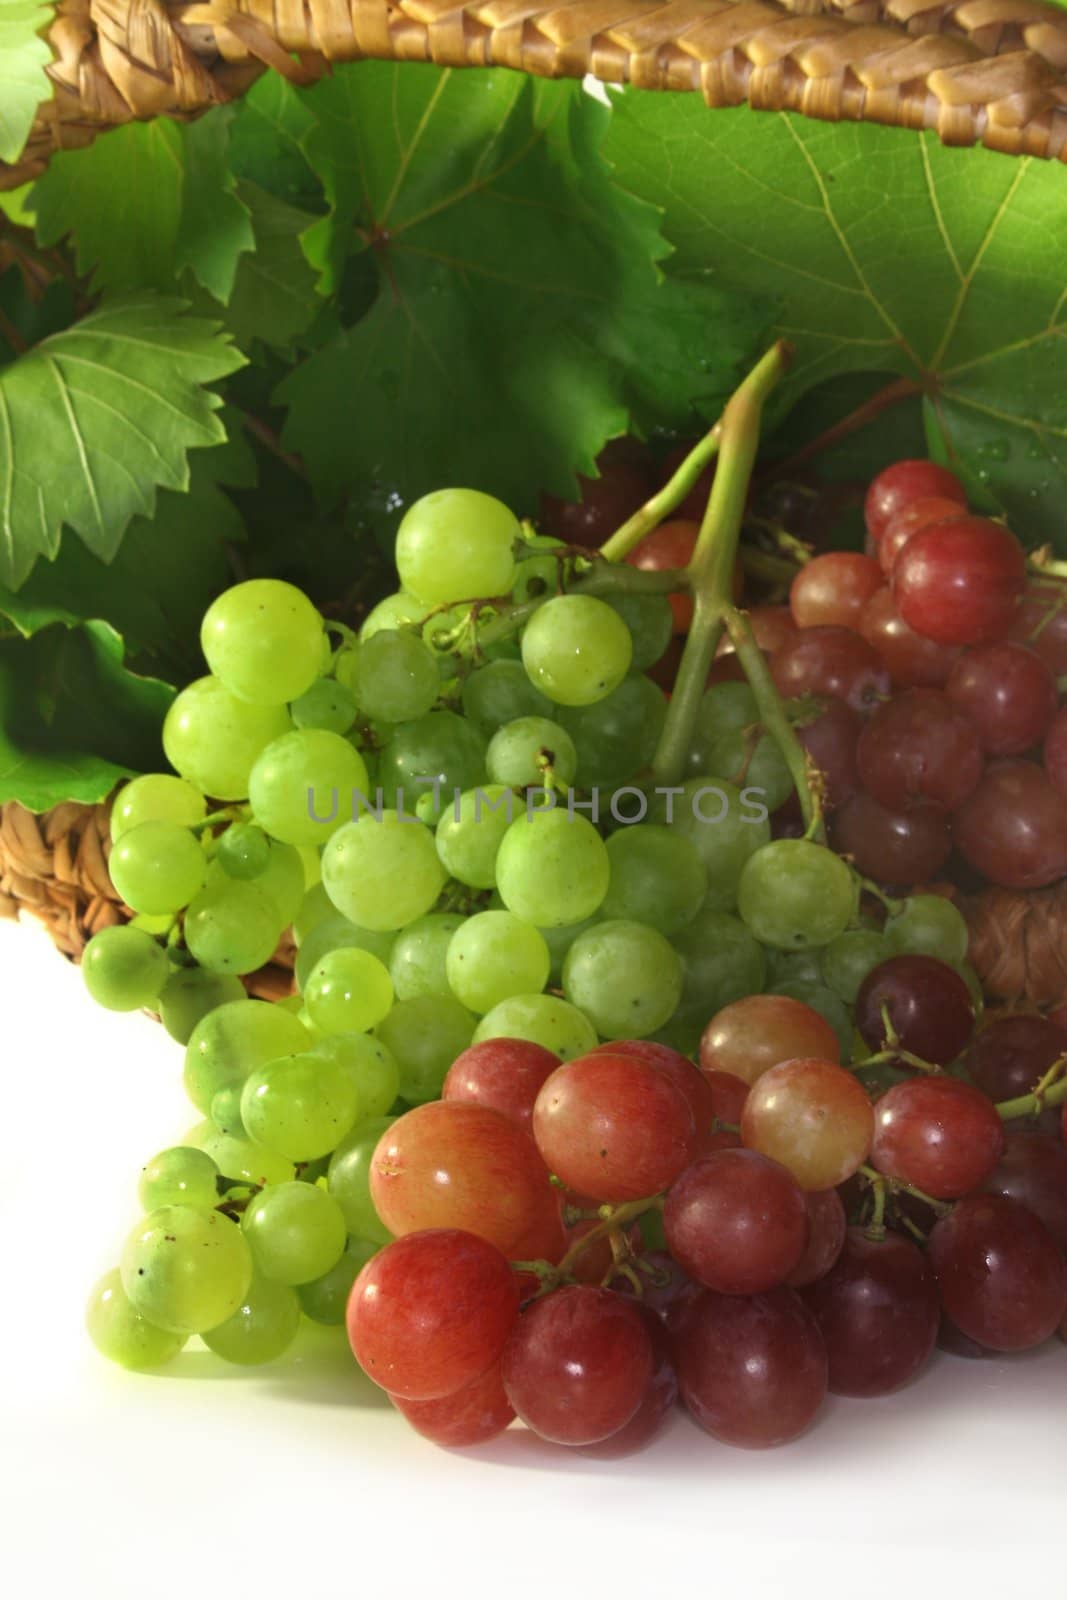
[577,1309,678,1457]
[953,759,1067,888]
[855,955,974,1064]
[892,517,1026,646]
[832,790,951,884]
[591,1038,715,1140]
[870,1076,1005,1199]
[878,497,968,575]
[540,439,652,549]
[1009,579,1067,674]
[699,994,841,1086]
[442,1037,559,1131]
[501,1285,653,1445]
[937,1313,994,1360]
[772,626,890,714]
[348,1229,518,1400]
[390,1361,515,1447]
[728,604,799,658]
[864,459,967,545]
[946,643,1057,758]
[664,1148,808,1295]
[704,1069,750,1126]
[627,520,699,632]
[786,1188,848,1288]
[929,1193,1067,1351]
[964,1014,1067,1103]
[740,1057,874,1190]
[794,698,861,809]
[856,689,983,814]
[1044,705,1067,803]
[672,1286,828,1448]
[859,587,961,689]
[564,1216,641,1287]
[981,1132,1067,1251]
[790,553,883,630]
[802,1229,939,1396]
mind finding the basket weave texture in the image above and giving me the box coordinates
[5,0,1067,191]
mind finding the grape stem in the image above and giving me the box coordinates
[600,424,723,563]
[858,1163,952,1219]
[865,1174,887,1241]
[995,1054,1067,1122]
[724,606,823,839]
[511,1194,664,1296]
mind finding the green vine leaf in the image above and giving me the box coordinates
[605,102,1067,546]
[0,294,245,589]
[0,0,53,164]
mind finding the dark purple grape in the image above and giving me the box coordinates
[855,955,975,1064]
[964,1015,1067,1104]
[577,1309,677,1457]
[928,1193,1067,1351]
[664,1149,808,1296]
[981,1132,1067,1251]
[802,1229,940,1396]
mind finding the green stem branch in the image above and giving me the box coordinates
[725,606,822,838]
[600,426,722,563]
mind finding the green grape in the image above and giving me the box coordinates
[765,947,824,988]
[473,993,597,1061]
[294,913,396,991]
[184,999,312,1113]
[434,786,515,889]
[121,1206,253,1335]
[601,824,707,937]
[655,778,771,911]
[86,1269,185,1370]
[558,674,667,789]
[671,908,768,1033]
[352,629,439,723]
[242,1182,347,1285]
[305,947,394,1034]
[202,1273,302,1365]
[772,979,850,1062]
[396,488,519,606]
[388,913,465,1000]
[421,602,471,660]
[298,1238,379,1325]
[461,659,551,737]
[737,839,858,950]
[322,812,446,932]
[291,677,358,734]
[139,1146,220,1211]
[446,910,550,1015]
[685,682,762,776]
[297,844,321,888]
[328,1118,396,1243]
[377,711,487,822]
[820,929,891,1004]
[110,774,206,841]
[884,895,970,966]
[184,878,283,975]
[521,594,632,707]
[603,590,673,671]
[702,727,793,813]
[314,1033,400,1120]
[293,882,333,946]
[253,841,306,925]
[512,535,565,605]
[158,967,245,1043]
[360,590,426,640]
[217,822,271,880]
[248,728,370,847]
[241,1050,361,1161]
[210,1085,245,1137]
[201,579,324,706]
[495,807,610,927]
[163,676,291,801]
[537,912,601,985]
[562,919,683,1039]
[198,1130,295,1188]
[376,994,476,1103]
[108,821,207,915]
[81,925,168,1011]
[487,716,577,789]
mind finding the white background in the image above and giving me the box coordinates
[1,913,1062,1599]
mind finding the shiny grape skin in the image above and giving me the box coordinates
[928,1194,1067,1352]
[771,626,891,714]
[858,587,961,690]
[937,1313,994,1360]
[855,955,974,1065]
[856,689,983,815]
[347,1229,519,1400]
[664,1149,808,1295]
[946,643,1058,758]
[698,994,841,1086]
[878,497,969,576]
[786,1189,848,1288]
[953,759,1067,889]
[532,1052,699,1203]
[832,790,951,885]
[390,1361,515,1448]
[739,1057,875,1191]
[864,460,967,544]
[704,1069,750,1127]
[1043,705,1067,803]
[1009,580,1067,675]
[981,1132,1067,1251]
[793,699,861,810]
[964,1014,1067,1105]
[442,1038,559,1131]
[892,518,1027,647]
[672,1285,828,1448]
[577,1310,678,1458]
[501,1285,654,1445]
[802,1229,939,1397]
[790,553,884,630]
[871,1076,1005,1199]
[591,1038,716,1142]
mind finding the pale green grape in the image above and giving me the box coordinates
[210,1085,245,1137]
[294,913,396,991]
[446,911,550,1014]
[685,683,762,776]
[163,676,291,800]
[201,579,324,706]
[109,821,207,915]
[305,946,394,1034]
[110,774,206,841]
[353,629,439,723]
[702,727,793,813]
[248,728,369,847]
[242,1183,347,1285]
[322,812,446,931]
[765,948,824,988]
[328,1118,395,1243]
[314,1034,400,1120]
[603,591,673,671]
[558,674,667,789]
[184,878,283,974]
[601,824,707,936]
[421,602,472,664]
[495,807,610,927]
[253,841,306,924]
[487,717,577,789]
[121,1206,253,1335]
[396,488,519,606]
[522,594,632,707]
[473,993,597,1061]
[360,591,426,640]
[388,913,464,1000]
[671,908,768,1035]
[139,1146,220,1211]
[81,925,168,1011]
[158,967,245,1043]
[563,920,682,1039]
[291,677,358,734]
[512,535,565,605]
[298,1238,379,1324]
[772,979,850,1062]
[217,823,271,880]
[297,844,321,889]
[241,1050,361,1161]
[377,711,487,822]
[656,777,771,911]
[375,994,476,1103]
[198,1130,295,1188]
[461,660,551,737]
[293,882,333,946]
[884,895,969,965]
[537,913,601,985]
[737,839,858,950]
[820,929,891,1004]
[202,1273,302,1365]
[86,1269,185,1370]
[434,787,515,890]
[184,999,312,1112]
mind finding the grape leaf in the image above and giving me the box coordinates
[0,294,245,589]
[218,183,322,352]
[0,0,52,164]
[277,64,768,513]
[605,101,1067,547]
